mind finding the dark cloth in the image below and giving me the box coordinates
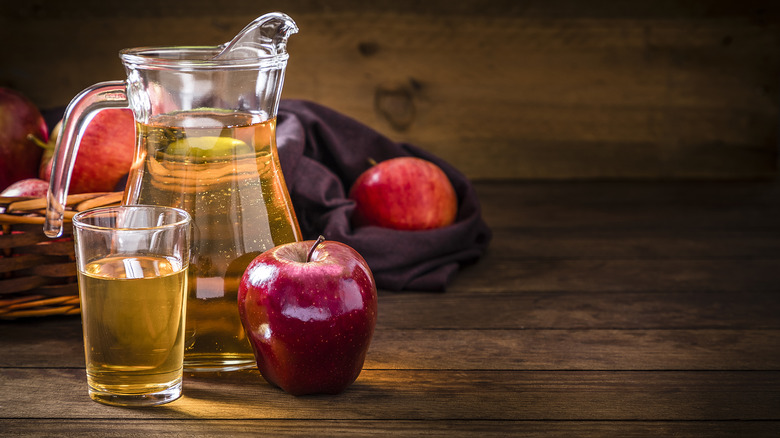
[276,99,492,291]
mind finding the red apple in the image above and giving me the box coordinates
[238,236,378,396]
[0,88,48,191]
[40,108,135,194]
[0,178,49,198]
[349,157,458,230]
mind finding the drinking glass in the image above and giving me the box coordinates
[72,205,191,406]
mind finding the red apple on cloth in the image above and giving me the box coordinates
[40,108,135,194]
[349,156,458,230]
[238,236,378,396]
[0,88,48,192]
[0,178,50,198]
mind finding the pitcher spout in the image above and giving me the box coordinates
[215,12,298,60]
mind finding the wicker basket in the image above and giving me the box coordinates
[0,192,122,319]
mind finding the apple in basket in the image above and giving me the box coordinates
[0,87,48,192]
[0,178,50,198]
[349,157,458,230]
[238,236,378,396]
[39,109,135,194]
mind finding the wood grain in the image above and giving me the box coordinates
[1,368,778,421]
[450,258,780,293]
[377,290,780,329]
[1,419,778,438]
[0,1,777,179]
[3,318,779,370]
[476,181,780,228]
[1,181,779,436]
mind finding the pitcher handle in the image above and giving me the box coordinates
[44,81,129,238]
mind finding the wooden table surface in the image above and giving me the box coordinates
[1,181,779,436]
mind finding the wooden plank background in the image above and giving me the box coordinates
[1,1,779,180]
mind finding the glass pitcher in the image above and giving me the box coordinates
[45,13,302,372]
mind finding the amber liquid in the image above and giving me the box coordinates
[79,255,187,406]
[126,110,301,372]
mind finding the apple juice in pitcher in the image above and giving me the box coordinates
[125,109,302,372]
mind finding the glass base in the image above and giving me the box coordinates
[184,353,256,373]
[88,380,182,407]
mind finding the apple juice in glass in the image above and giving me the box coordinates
[79,256,186,400]
[44,13,302,372]
[73,205,190,406]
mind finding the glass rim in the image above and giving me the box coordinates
[72,205,191,232]
[119,46,290,70]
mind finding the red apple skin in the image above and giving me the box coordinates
[0,88,48,191]
[40,108,135,194]
[0,178,50,197]
[238,239,378,396]
[348,157,458,230]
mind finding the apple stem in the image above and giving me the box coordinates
[27,133,50,150]
[307,235,326,262]
[367,157,378,167]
